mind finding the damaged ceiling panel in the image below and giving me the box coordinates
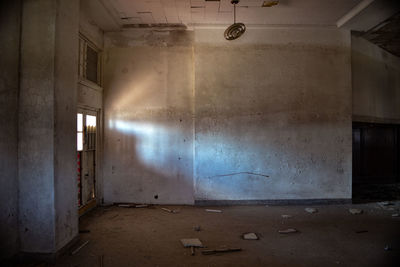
[98,0,361,28]
[361,12,400,57]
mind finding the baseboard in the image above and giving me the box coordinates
[14,234,79,264]
[195,198,352,206]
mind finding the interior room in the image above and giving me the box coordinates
[1,0,399,266]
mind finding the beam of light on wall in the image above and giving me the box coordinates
[111,119,192,179]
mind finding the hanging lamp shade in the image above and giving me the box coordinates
[224,0,246,40]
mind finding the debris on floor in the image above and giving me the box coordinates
[278,228,298,234]
[118,204,149,208]
[161,207,179,213]
[109,214,119,219]
[205,209,222,213]
[135,204,149,208]
[349,208,363,215]
[180,238,204,248]
[305,207,318,213]
[242,232,259,240]
[79,229,90,234]
[202,248,242,255]
[392,213,399,217]
[281,214,292,219]
[71,240,90,255]
[118,204,132,208]
[378,201,393,206]
[194,226,201,231]
[384,245,392,251]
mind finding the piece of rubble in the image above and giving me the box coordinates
[305,208,318,213]
[281,215,292,219]
[392,213,399,217]
[71,240,90,255]
[349,208,363,215]
[205,209,222,213]
[180,238,204,248]
[278,228,298,234]
[118,204,132,208]
[202,248,242,255]
[135,204,148,208]
[384,245,392,251]
[194,226,201,231]
[161,208,179,213]
[378,201,393,206]
[243,233,259,240]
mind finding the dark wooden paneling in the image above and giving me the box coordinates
[353,122,399,184]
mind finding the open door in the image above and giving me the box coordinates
[77,109,98,215]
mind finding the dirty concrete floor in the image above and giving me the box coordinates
[16,203,400,266]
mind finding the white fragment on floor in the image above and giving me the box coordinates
[278,228,298,234]
[305,208,318,213]
[281,215,292,219]
[392,213,399,217]
[205,209,222,213]
[378,201,392,206]
[180,238,204,248]
[349,208,363,215]
[243,233,258,240]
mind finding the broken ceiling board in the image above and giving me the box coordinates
[111,0,140,17]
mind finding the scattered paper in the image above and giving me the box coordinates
[349,208,363,215]
[243,233,259,240]
[180,238,203,248]
[278,228,298,234]
[305,208,318,213]
[205,209,222,213]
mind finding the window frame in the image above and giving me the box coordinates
[79,34,102,88]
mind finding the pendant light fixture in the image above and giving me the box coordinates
[224,0,246,40]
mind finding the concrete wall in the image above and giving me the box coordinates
[0,0,21,260]
[103,27,352,204]
[19,0,79,253]
[194,28,351,200]
[103,30,195,204]
[54,0,79,251]
[352,34,400,123]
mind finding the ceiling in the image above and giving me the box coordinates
[362,12,400,57]
[88,0,364,30]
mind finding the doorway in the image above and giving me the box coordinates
[352,122,400,202]
[77,109,98,215]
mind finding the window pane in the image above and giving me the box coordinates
[77,133,83,151]
[86,115,96,127]
[86,46,98,84]
[77,113,83,132]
